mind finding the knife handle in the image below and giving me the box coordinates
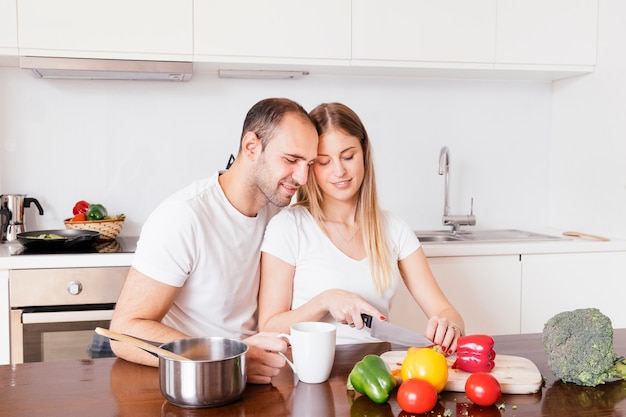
[361,313,373,328]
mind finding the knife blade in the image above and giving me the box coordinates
[361,313,434,347]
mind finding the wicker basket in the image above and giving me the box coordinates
[64,217,125,241]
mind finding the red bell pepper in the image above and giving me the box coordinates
[452,334,496,373]
[72,200,90,215]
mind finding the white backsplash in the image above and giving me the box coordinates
[0,68,552,237]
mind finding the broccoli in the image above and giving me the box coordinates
[542,307,626,387]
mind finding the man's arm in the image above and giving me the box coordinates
[109,266,186,366]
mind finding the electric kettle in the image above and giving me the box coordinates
[0,194,44,242]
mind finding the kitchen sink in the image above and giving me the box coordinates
[414,229,567,243]
[415,235,465,242]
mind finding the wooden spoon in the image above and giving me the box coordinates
[95,327,190,361]
[562,231,610,241]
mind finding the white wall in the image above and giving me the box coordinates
[550,0,626,239]
[1,67,553,237]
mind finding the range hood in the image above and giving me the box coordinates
[20,56,192,81]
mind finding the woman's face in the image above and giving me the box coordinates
[312,128,364,203]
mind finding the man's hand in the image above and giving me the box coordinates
[243,332,289,384]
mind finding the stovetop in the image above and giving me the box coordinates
[7,236,139,255]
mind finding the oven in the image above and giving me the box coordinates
[9,266,129,363]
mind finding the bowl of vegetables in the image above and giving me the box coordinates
[64,200,125,241]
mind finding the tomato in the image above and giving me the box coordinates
[72,200,90,215]
[401,348,448,393]
[396,378,438,414]
[465,372,502,406]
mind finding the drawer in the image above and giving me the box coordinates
[9,267,129,307]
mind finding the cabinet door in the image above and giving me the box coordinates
[17,0,193,60]
[521,252,626,333]
[389,255,521,337]
[352,0,496,64]
[0,0,18,55]
[496,0,598,66]
[0,270,8,365]
[194,0,350,62]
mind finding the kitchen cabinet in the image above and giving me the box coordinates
[17,0,193,61]
[496,0,598,67]
[0,0,18,60]
[0,270,9,364]
[520,251,626,333]
[390,255,522,336]
[193,0,351,65]
[0,248,134,365]
[10,0,597,80]
[351,0,597,79]
[352,0,496,66]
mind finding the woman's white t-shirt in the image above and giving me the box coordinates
[261,206,420,344]
[132,172,278,339]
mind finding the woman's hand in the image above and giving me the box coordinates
[425,316,463,355]
[243,332,288,384]
[320,289,385,329]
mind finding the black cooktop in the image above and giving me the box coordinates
[10,236,139,255]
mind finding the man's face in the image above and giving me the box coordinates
[254,114,318,207]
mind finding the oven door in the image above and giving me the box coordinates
[10,305,115,363]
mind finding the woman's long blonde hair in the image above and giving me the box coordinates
[296,103,394,293]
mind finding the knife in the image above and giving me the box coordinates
[361,313,434,347]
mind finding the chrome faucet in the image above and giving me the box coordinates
[438,146,476,233]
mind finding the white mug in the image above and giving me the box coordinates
[278,322,336,384]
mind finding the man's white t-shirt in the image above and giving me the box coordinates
[132,172,279,339]
[261,206,421,344]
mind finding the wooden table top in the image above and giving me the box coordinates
[2,330,626,417]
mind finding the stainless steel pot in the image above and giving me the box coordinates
[159,337,248,408]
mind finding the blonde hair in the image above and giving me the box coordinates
[297,103,394,293]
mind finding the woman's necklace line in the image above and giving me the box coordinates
[326,220,361,244]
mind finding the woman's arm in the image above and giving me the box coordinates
[258,253,385,332]
[398,247,465,354]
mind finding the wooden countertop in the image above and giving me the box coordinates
[2,330,626,417]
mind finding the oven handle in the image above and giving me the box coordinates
[21,309,114,324]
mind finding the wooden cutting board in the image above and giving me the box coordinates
[380,351,543,394]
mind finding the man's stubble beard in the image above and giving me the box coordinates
[253,154,296,208]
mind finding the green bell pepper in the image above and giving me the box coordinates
[347,354,396,404]
[86,204,108,220]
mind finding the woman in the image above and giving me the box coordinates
[258,102,464,353]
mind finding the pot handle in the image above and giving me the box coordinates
[24,198,44,215]
[0,209,11,232]
[66,233,97,247]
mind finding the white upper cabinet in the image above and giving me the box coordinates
[0,0,18,56]
[496,0,598,67]
[352,0,496,66]
[17,0,193,61]
[11,0,598,79]
[351,0,597,79]
[193,0,351,65]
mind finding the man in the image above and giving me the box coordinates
[110,98,319,384]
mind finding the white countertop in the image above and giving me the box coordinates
[420,229,626,257]
[0,240,135,269]
[421,237,626,257]
[2,231,625,269]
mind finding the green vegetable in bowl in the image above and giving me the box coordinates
[26,233,65,240]
[87,204,108,220]
[542,307,626,386]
